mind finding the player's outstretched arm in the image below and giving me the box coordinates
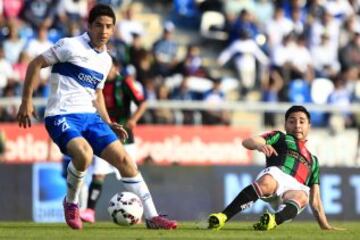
[242,136,278,157]
[310,184,345,231]
[17,55,51,128]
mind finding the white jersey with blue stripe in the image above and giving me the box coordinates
[42,33,112,117]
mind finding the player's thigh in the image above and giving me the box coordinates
[84,115,118,156]
[255,167,279,196]
[282,190,309,208]
[100,140,138,177]
[45,114,84,154]
[66,137,93,168]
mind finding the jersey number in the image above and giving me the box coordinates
[55,117,70,132]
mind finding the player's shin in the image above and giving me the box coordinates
[66,161,87,204]
[87,178,104,209]
[121,173,159,219]
[222,184,260,220]
[274,200,300,225]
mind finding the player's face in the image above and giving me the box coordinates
[285,111,310,141]
[88,16,114,50]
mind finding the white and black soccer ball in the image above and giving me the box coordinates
[108,192,143,226]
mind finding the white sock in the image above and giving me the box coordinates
[79,183,89,210]
[66,161,86,204]
[121,173,158,219]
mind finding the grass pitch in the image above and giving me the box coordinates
[0,221,358,240]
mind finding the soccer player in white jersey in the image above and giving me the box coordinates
[16,4,177,230]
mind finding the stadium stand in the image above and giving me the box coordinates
[0,0,359,130]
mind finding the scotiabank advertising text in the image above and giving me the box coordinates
[0,124,252,165]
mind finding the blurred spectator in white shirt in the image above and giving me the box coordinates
[152,21,178,77]
[57,0,88,23]
[309,10,340,51]
[324,0,354,22]
[218,29,269,97]
[288,35,314,81]
[311,33,340,79]
[201,78,230,125]
[26,25,53,58]
[116,5,144,45]
[25,25,53,97]
[328,76,355,128]
[3,20,26,64]
[266,7,293,50]
[253,0,274,29]
[0,43,15,96]
[271,33,296,68]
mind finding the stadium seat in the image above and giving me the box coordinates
[308,78,334,126]
[200,11,228,41]
[288,79,311,103]
[311,78,334,104]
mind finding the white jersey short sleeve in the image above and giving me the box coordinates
[42,33,112,117]
[42,38,72,64]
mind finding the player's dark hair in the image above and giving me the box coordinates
[88,4,116,25]
[285,105,311,123]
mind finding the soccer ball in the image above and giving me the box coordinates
[107,192,143,226]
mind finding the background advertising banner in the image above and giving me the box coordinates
[0,124,62,163]
[0,124,253,165]
[133,125,252,165]
[32,163,66,222]
[0,124,358,166]
[0,164,32,220]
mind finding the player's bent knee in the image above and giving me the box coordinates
[285,191,309,208]
[67,140,93,167]
[297,192,309,207]
[256,174,277,196]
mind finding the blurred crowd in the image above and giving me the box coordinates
[0,0,359,129]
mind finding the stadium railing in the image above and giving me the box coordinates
[1,97,360,113]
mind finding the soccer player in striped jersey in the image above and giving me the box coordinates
[17,4,176,230]
[208,105,344,231]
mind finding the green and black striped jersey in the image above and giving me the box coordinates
[261,131,320,186]
[103,74,145,144]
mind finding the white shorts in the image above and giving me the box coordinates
[92,143,136,180]
[255,166,310,211]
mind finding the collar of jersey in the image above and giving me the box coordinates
[83,32,105,54]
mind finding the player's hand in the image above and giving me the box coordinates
[16,100,38,128]
[323,226,346,231]
[110,122,128,142]
[256,144,278,157]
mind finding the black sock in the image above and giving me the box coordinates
[87,179,104,210]
[275,202,299,225]
[222,184,259,220]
